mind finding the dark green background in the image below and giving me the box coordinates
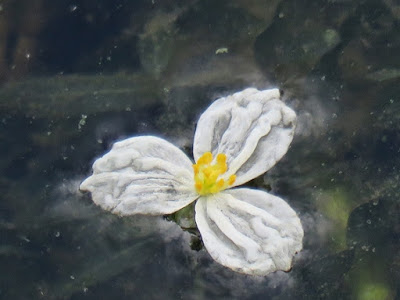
[0,0,399,299]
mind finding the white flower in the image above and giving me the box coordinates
[80,88,304,276]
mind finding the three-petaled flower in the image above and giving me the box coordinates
[80,88,303,276]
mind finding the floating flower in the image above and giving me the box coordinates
[80,88,303,275]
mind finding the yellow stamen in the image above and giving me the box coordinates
[193,152,236,195]
[216,153,226,164]
[228,174,236,185]
[203,168,212,178]
[217,179,225,188]
[192,164,199,175]
[197,151,213,165]
[195,182,203,191]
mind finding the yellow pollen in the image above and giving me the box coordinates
[197,151,212,164]
[192,164,199,175]
[228,174,236,185]
[217,179,225,188]
[216,153,226,164]
[193,152,236,195]
[195,182,203,191]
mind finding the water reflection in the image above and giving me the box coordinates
[0,0,399,299]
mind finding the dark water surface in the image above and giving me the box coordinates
[1,0,399,299]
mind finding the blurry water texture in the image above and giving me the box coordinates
[0,0,399,299]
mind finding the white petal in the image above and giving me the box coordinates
[80,136,199,215]
[195,188,303,275]
[193,88,296,186]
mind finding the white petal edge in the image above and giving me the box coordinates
[195,188,303,276]
[193,88,296,186]
[80,136,199,215]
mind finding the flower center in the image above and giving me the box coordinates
[193,152,236,196]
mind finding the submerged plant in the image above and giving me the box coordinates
[80,88,303,275]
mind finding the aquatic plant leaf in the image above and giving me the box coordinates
[193,88,296,186]
[195,188,303,275]
[80,136,198,215]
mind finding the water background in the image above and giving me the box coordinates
[0,0,399,299]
